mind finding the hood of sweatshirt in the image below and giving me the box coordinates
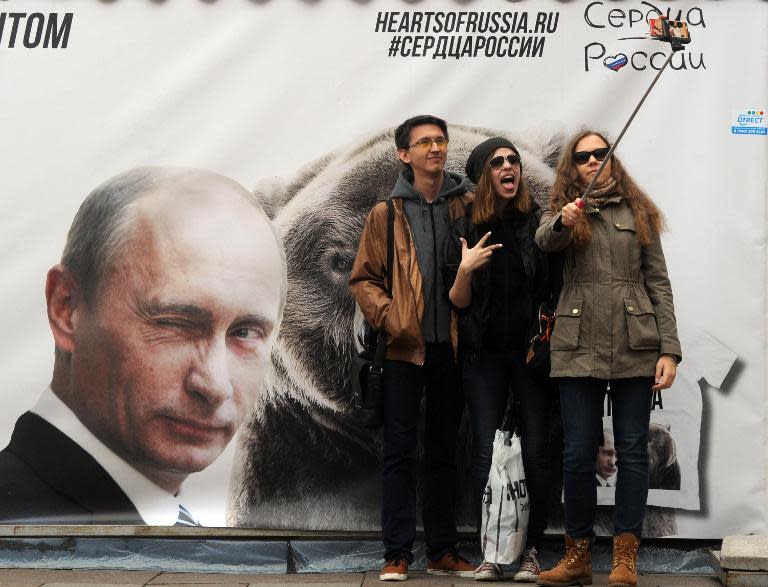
[390,170,468,202]
[388,169,466,344]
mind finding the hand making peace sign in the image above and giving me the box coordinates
[458,231,503,274]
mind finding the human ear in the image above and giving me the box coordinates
[46,265,81,354]
[396,148,411,165]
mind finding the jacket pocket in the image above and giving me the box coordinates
[612,205,637,233]
[551,296,582,351]
[613,220,637,233]
[624,296,660,350]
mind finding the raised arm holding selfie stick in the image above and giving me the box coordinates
[535,16,687,587]
[563,15,690,229]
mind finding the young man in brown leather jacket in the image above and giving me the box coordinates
[349,115,474,582]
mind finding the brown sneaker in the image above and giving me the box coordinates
[607,533,639,587]
[536,535,592,586]
[380,558,408,581]
[426,552,475,577]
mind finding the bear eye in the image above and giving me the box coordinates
[330,252,354,274]
[322,245,357,286]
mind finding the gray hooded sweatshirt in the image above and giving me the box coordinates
[390,170,469,344]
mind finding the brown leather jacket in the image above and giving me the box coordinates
[350,194,472,365]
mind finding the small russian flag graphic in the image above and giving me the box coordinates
[603,54,628,72]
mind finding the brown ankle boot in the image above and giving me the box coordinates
[607,533,640,587]
[536,535,592,586]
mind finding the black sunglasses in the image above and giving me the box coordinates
[573,147,610,165]
[488,153,521,169]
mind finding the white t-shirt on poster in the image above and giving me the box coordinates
[597,326,737,510]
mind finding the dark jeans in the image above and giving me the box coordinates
[464,349,558,549]
[559,377,653,538]
[381,343,463,563]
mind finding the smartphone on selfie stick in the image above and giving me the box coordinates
[649,18,691,46]
[578,16,691,205]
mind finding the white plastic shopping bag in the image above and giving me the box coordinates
[480,428,529,564]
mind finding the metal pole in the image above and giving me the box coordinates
[581,49,677,201]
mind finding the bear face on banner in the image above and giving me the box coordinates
[648,421,682,491]
[228,124,565,531]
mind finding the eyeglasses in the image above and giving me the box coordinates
[489,154,521,169]
[573,147,610,165]
[407,137,449,150]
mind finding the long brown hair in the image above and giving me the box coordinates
[472,152,532,224]
[549,130,665,246]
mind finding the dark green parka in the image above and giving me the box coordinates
[535,195,682,379]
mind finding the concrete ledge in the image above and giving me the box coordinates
[720,536,768,571]
[0,525,381,539]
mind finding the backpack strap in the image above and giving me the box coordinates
[372,200,395,371]
[386,199,394,295]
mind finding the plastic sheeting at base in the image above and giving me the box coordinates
[0,536,719,575]
[290,540,474,573]
[290,538,719,575]
[0,537,287,573]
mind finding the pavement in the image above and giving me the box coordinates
[0,569,723,587]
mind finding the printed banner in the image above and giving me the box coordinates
[0,0,766,539]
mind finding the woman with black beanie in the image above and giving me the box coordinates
[445,137,558,583]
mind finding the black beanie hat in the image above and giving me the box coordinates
[464,137,521,184]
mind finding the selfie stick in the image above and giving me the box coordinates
[578,38,687,205]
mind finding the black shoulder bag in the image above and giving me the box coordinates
[351,199,394,428]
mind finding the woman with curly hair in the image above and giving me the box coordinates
[534,131,682,587]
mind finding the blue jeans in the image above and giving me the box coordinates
[381,343,463,563]
[464,350,558,549]
[559,377,653,538]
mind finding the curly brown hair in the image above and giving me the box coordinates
[472,153,531,225]
[549,130,665,246]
